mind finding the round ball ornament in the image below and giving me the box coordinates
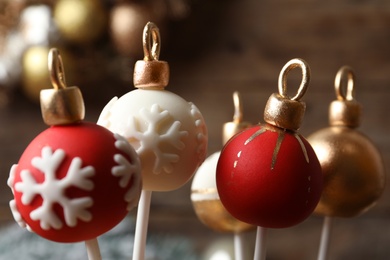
[7,49,142,243]
[98,22,208,191]
[216,59,323,228]
[191,91,253,233]
[308,66,385,218]
[54,0,107,45]
[21,46,50,103]
[110,2,165,58]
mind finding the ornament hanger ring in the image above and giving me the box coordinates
[48,48,67,90]
[278,58,310,101]
[143,22,161,61]
[335,66,355,101]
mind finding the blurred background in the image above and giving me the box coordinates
[1,0,390,259]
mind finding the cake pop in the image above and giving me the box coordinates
[7,48,142,258]
[97,22,207,260]
[307,66,385,260]
[216,59,323,259]
[191,91,253,260]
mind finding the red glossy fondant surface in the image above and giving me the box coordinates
[11,122,140,242]
[216,125,323,228]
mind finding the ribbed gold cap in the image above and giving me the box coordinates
[264,58,310,131]
[40,48,85,125]
[133,22,169,89]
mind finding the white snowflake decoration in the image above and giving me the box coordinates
[125,104,188,174]
[189,102,207,160]
[7,165,27,229]
[113,133,142,211]
[10,146,95,230]
[98,96,117,129]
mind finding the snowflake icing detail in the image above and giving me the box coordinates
[112,134,142,211]
[125,104,188,174]
[12,146,95,230]
[189,102,207,160]
[97,96,118,129]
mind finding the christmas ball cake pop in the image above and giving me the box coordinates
[7,48,142,243]
[308,66,385,217]
[216,59,323,228]
[191,91,253,233]
[98,22,207,191]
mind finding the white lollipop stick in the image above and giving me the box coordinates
[253,226,267,260]
[234,232,245,260]
[132,190,153,260]
[317,216,333,260]
[85,238,102,260]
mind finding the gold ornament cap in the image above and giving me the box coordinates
[40,48,85,126]
[222,91,251,144]
[329,66,361,128]
[133,22,169,89]
[264,58,310,131]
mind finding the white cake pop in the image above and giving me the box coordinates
[98,23,207,191]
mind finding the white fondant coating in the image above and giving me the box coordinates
[98,89,208,191]
[98,97,117,128]
[14,146,95,230]
[113,133,142,211]
[191,152,220,190]
[190,103,208,159]
[190,189,220,201]
[191,151,221,202]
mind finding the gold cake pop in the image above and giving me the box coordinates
[308,66,385,217]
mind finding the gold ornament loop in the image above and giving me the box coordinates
[134,22,169,89]
[48,48,67,90]
[278,58,310,101]
[143,22,161,61]
[335,66,355,101]
[328,66,361,128]
[222,91,251,145]
[233,91,243,123]
[41,47,85,126]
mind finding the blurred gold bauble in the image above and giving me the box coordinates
[22,46,76,103]
[21,46,50,103]
[110,2,165,58]
[309,127,385,217]
[54,0,107,44]
[308,66,385,218]
[193,199,254,233]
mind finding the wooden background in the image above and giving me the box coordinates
[2,0,390,259]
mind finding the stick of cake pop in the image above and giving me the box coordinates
[133,190,152,260]
[191,91,253,260]
[253,227,267,260]
[308,66,385,260]
[86,239,102,260]
[7,48,142,260]
[97,22,208,260]
[317,216,332,260]
[216,59,323,260]
[234,232,245,260]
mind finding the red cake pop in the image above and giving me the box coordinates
[7,49,142,244]
[216,59,323,229]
